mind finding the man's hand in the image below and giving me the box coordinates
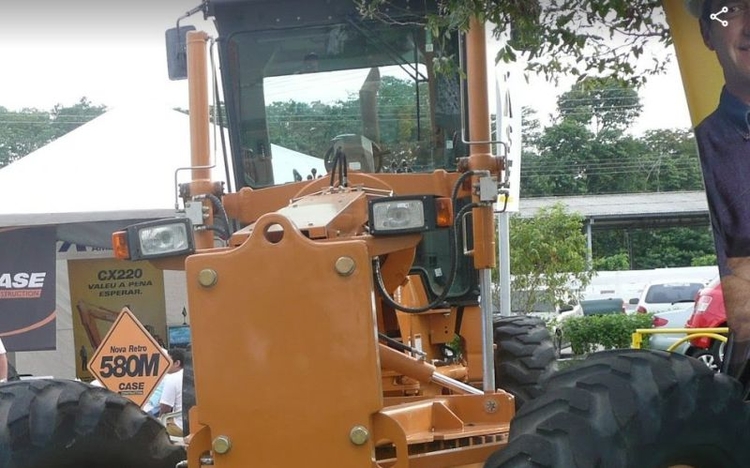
[724,257,750,340]
[159,403,174,416]
[720,257,750,378]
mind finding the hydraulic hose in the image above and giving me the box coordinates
[373,170,482,313]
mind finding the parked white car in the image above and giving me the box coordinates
[635,281,705,315]
[526,301,583,356]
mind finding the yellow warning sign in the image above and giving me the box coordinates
[88,308,171,407]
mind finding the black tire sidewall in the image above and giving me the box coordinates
[493,315,557,408]
[487,349,750,468]
[0,379,185,468]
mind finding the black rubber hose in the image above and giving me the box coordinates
[373,170,478,314]
[373,171,478,314]
[374,201,479,314]
[378,332,424,356]
[205,192,232,238]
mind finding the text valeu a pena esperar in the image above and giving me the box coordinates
[88,268,153,298]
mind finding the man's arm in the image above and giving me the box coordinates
[159,374,177,415]
[721,257,750,377]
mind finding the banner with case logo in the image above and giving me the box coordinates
[68,258,167,382]
[0,227,57,351]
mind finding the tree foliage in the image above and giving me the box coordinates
[594,252,630,271]
[557,77,642,134]
[638,129,703,192]
[509,203,593,314]
[592,227,715,270]
[0,97,106,168]
[266,76,430,169]
[521,79,703,198]
[357,0,671,86]
[0,108,51,168]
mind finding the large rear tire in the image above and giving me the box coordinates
[493,316,557,409]
[485,349,750,468]
[0,379,186,468]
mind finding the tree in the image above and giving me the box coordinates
[522,78,646,196]
[508,203,593,314]
[49,97,106,139]
[357,0,670,87]
[557,77,642,135]
[265,75,430,169]
[594,253,630,271]
[520,77,702,197]
[629,227,715,269]
[266,99,359,158]
[0,97,106,169]
[638,129,703,192]
[0,107,53,168]
[521,119,595,196]
[592,227,716,270]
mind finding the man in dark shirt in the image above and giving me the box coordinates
[692,0,750,378]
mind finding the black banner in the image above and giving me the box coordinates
[0,227,56,351]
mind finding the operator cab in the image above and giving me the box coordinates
[206,0,467,189]
[165,0,479,304]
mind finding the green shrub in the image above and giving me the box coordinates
[561,313,653,355]
[593,252,630,271]
[691,254,717,267]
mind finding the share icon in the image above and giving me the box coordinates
[710,6,729,27]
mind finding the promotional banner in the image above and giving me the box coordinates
[68,258,167,382]
[0,227,56,351]
[664,1,750,379]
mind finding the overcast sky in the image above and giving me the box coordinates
[0,1,692,136]
[0,0,215,111]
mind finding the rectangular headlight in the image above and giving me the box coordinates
[113,218,195,260]
[368,195,436,235]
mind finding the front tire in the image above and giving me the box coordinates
[493,316,557,409]
[0,379,186,468]
[691,348,721,371]
[485,349,750,468]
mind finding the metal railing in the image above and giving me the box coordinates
[631,327,729,352]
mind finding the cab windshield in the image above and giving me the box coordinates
[220,21,463,189]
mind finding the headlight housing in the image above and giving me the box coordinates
[368,196,436,235]
[113,218,195,260]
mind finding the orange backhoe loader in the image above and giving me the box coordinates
[1,1,749,468]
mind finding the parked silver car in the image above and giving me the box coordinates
[649,305,694,354]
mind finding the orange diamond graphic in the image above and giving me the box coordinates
[88,307,171,407]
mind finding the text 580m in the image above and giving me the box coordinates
[99,353,160,378]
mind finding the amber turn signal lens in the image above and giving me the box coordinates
[435,197,453,227]
[112,231,130,260]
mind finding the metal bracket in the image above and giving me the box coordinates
[461,210,474,256]
[478,176,498,203]
[184,201,205,226]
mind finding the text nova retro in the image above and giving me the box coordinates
[87,308,171,406]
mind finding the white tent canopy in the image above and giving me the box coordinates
[0,105,325,242]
